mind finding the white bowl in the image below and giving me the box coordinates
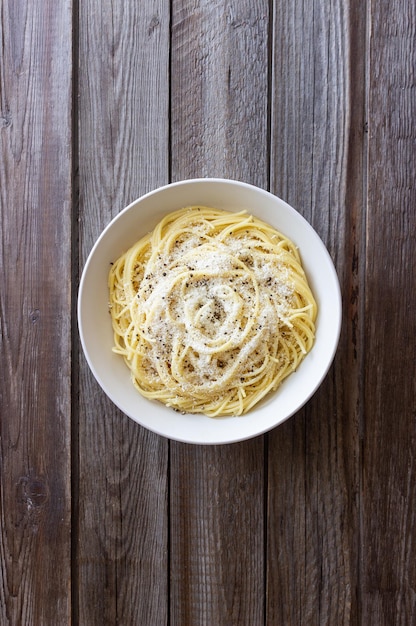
[78,178,341,444]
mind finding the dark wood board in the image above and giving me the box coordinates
[267,0,366,622]
[75,1,170,624]
[169,1,269,624]
[0,2,73,623]
[362,0,416,622]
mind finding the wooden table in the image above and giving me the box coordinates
[1,1,415,624]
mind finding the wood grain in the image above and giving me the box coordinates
[362,0,416,622]
[76,1,170,624]
[0,1,73,623]
[0,0,415,623]
[171,0,269,186]
[267,0,366,622]
[169,1,269,624]
[170,441,265,626]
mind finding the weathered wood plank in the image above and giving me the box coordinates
[169,2,269,624]
[362,1,416,622]
[0,1,73,623]
[170,441,265,626]
[76,1,170,624]
[267,0,365,622]
[171,0,269,186]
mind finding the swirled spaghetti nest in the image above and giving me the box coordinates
[108,207,317,417]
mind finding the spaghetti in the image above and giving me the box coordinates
[108,207,317,417]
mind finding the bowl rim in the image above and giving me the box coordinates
[78,178,342,444]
